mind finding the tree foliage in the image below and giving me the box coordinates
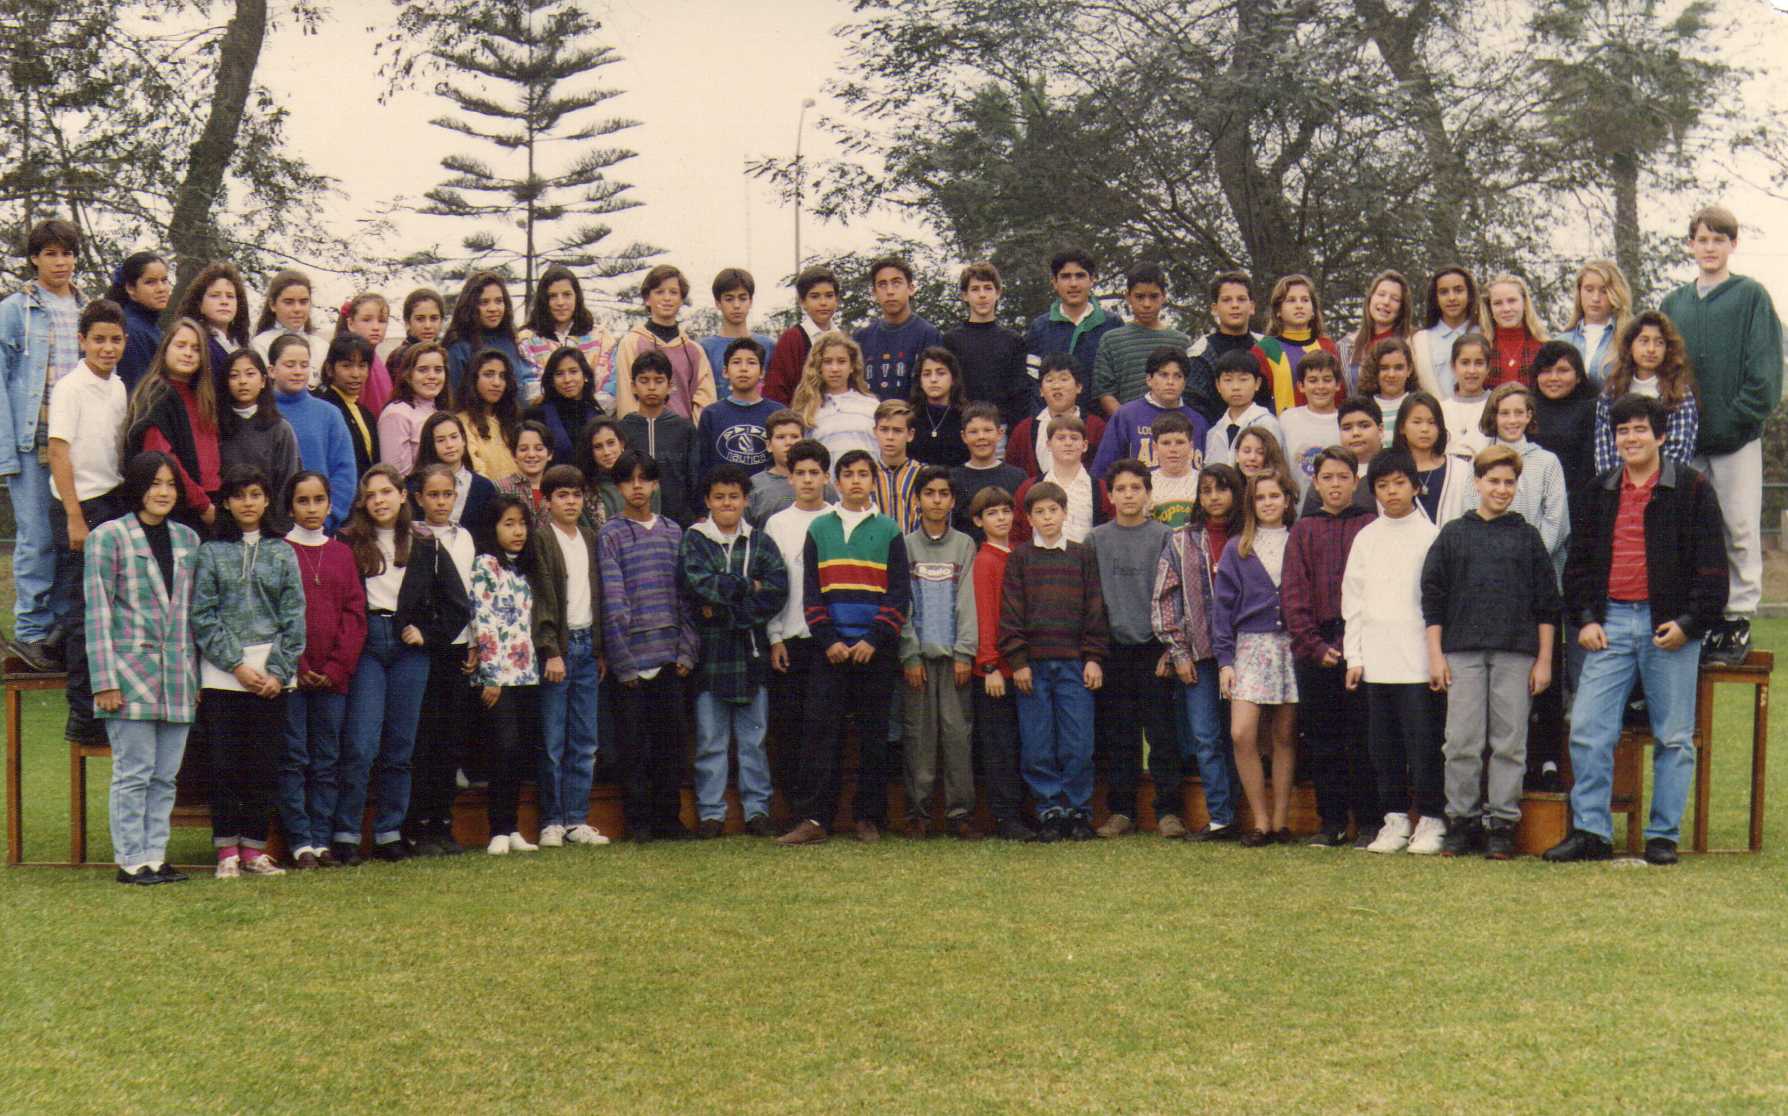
[383,0,658,304]
[0,0,345,298]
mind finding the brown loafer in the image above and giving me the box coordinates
[903,819,929,840]
[855,819,881,843]
[775,819,827,846]
[953,820,983,842]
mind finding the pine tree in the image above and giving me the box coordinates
[405,0,657,303]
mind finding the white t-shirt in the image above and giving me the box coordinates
[46,362,127,502]
[552,520,593,629]
[1630,374,1662,399]
[365,529,404,613]
[1440,395,1490,457]
[766,502,834,643]
[426,521,476,645]
[1278,406,1340,492]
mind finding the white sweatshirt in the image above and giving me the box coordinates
[1341,510,1439,684]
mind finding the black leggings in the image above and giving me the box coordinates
[205,688,286,846]
[482,685,537,836]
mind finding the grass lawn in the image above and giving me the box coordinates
[3,576,1788,1112]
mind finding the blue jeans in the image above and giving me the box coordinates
[280,688,348,852]
[1014,659,1094,817]
[337,615,430,845]
[538,628,600,828]
[1179,659,1238,827]
[694,687,772,822]
[1569,601,1701,842]
[7,453,56,641]
[106,717,190,867]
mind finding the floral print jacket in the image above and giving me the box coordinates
[470,553,538,687]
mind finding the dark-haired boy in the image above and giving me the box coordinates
[619,350,702,526]
[1545,395,1727,865]
[1001,481,1110,841]
[1093,264,1192,416]
[898,467,979,839]
[1012,415,1114,545]
[764,439,836,795]
[1342,451,1444,855]
[532,464,609,847]
[854,256,944,402]
[1090,460,1181,837]
[1203,350,1283,469]
[1003,354,1106,477]
[1092,347,1209,479]
[1147,412,1199,528]
[697,337,782,479]
[777,448,911,845]
[679,463,790,839]
[599,451,698,841]
[1658,204,1782,666]
[47,299,128,741]
[699,267,776,379]
[1186,271,1261,425]
[1300,396,1381,516]
[872,399,924,531]
[969,486,1029,839]
[615,264,717,421]
[2,219,85,670]
[765,265,840,405]
[1025,247,1120,415]
[1284,445,1378,847]
[950,402,1025,542]
[943,262,1032,429]
[749,413,837,528]
[1422,444,1559,859]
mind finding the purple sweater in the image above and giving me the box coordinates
[1091,396,1210,480]
[1210,536,1286,667]
[597,514,698,681]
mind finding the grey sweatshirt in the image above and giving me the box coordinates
[1090,518,1172,644]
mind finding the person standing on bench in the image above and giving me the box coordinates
[1545,394,1727,866]
[192,465,307,879]
[85,451,201,885]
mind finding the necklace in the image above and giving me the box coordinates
[925,403,950,439]
[292,539,326,588]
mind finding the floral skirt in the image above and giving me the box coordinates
[1232,630,1299,705]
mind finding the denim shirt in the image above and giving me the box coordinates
[0,284,58,475]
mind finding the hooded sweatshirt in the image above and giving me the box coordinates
[678,516,790,702]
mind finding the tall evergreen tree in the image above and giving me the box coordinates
[399,0,657,302]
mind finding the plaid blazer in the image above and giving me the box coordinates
[84,515,201,723]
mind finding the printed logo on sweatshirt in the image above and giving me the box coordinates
[912,560,960,585]
[719,423,768,466]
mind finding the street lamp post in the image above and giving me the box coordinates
[794,97,816,279]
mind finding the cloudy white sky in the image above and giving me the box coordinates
[256,0,1788,322]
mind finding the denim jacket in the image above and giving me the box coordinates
[0,283,74,476]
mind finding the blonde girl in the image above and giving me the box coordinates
[1477,274,1548,389]
[791,330,877,466]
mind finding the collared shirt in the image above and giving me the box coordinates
[1033,530,1069,551]
[46,361,126,501]
[1043,466,1094,542]
[1427,320,1469,394]
[1608,469,1658,602]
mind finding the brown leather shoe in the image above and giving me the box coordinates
[855,819,881,843]
[775,819,827,846]
[1095,813,1134,838]
[952,820,983,842]
[293,850,321,871]
[1156,814,1188,840]
[903,818,929,840]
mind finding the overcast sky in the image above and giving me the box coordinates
[256,0,1788,324]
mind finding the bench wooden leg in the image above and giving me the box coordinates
[1751,684,1769,853]
[5,687,21,866]
[69,742,86,866]
[1692,674,1714,854]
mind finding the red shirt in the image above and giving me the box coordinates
[1607,469,1658,602]
[1205,519,1230,572]
[1490,326,1542,388]
[973,542,1014,678]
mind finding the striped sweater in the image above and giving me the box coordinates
[998,540,1110,669]
[802,508,911,650]
[1091,322,1192,406]
[597,514,698,681]
[874,457,924,532]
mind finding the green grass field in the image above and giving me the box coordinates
[3,582,1787,1111]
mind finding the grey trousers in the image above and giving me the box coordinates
[1443,650,1535,823]
[902,656,975,820]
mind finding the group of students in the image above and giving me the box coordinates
[0,201,1776,883]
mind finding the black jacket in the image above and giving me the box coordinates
[395,535,473,651]
[1420,510,1562,655]
[1563,459,1728,640]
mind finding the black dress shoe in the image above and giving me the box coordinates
[8,638,63,674]
[697,818,725,839]
[1542,830,1613,863]
[744,814,776,838]
[1644,838,1680,865]
[994,818,1035,841]
[116,865,159,885]
[154,863,189,883]
[1187,823,1240,843]
[330,841,365,867]
[1034,816,1061,844]
[370,840,410,862]
[630,826,655,844]
[1068,817,1096,842]
[435,836,465,856]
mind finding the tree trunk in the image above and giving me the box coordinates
[1611,149,1644,304]
[166,0,268,309]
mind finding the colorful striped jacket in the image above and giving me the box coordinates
[1152,524,1220,668]
[873,457,924,533]
[84,515,201,723]
[802,508,911,650]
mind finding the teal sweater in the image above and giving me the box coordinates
[1659,275,1783,455]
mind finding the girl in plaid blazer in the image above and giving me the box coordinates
[85,451,201,885]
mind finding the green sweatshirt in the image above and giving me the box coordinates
[1659,275,1783,455]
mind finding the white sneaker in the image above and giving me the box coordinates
[486,835,511,856]
[240,853,287,876]
[1366,812,1413,854]
[538,824,566,848]
[565,824,610,846]
[1407,815,1447,855]
[507,831,538,852]
[215,854,241,879]
[456,768,471,790]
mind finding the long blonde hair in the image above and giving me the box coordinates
[790,330,870,427]
[122,318,218,459]
[1236,471,1297,559]
[1564,259,1634,338]
[1477,274,1549,342]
